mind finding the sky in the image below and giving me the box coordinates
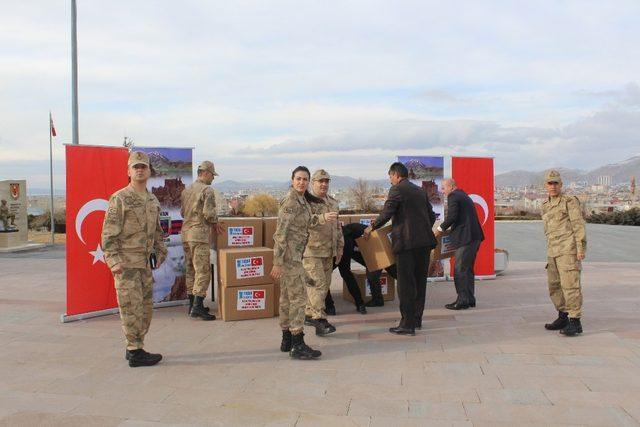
[1,1,639,189]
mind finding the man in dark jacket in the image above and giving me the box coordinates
[364,162,437,335]
[331,222,397,313]
[435,178,484,310]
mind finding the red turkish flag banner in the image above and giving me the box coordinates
[65,145,129,316]
[451,157,495,276]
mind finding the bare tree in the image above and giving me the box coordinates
[242,193,278,217]
[348,179,378,213]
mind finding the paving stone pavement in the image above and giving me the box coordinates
[0,248,639,426]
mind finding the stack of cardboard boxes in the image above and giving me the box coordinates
[214,214,399,318]
[216,218,276,321]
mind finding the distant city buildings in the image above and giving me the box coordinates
[495,177,639,216]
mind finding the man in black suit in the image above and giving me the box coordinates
[435,178,485,310]
[364,162,437,336]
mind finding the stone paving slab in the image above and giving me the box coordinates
[0,250,639,426]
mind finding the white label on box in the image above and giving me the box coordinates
[237,289,266,310]
[365,276,388,296]
[441,235,456,253]
[235,256,264,279]
[359,218,373,226]
[228,226,254,246]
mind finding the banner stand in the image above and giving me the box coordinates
[63,145,195,322]
[61,307,120,323]
[61,299,189,323]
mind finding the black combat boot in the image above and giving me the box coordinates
[190,296,216,320]
[289,332,321,359]
[188,294,194,315]
[314,318,336,336]
[128,349,162,367]
[280,330,292,352]
[188,294,210,315]
[559,318,583,336]
[304,315,315,326]
[325,292,336,315]
[545,311,569,330]
[356,304,367,314]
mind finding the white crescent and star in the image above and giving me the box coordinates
[469,194,489,225]
[75,199,109,264]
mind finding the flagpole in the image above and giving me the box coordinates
[49,112,55,245]
[71,0,79,145]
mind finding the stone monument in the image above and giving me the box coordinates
[0,180,41,251]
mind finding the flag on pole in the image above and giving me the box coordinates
[50,114,57,137]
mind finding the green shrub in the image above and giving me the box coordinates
[587,208,640,225]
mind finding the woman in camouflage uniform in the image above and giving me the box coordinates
[270,166,337,359]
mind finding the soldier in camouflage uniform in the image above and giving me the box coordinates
[102,151,168,367]
[303,169,344,336]
[181,160,221,321]
[541,170,587,336]
[0,199,16,230]
[270,166,338,359]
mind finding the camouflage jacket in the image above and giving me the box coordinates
[273,189,326,274]
[541,194,587,257]
[180,180,218,243]
[102,185,168,269]
[304,195,344,258]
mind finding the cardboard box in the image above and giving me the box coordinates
[431,221,455,260]
[262,217,278,249]
[345,214,378,227]
[355,223,395,271]
[218,247,273,287]
[219,282,275,321]
[342,269,395,303]
[216,217,263,250]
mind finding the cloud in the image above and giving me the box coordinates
[2,1,640,187]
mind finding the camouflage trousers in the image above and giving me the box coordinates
[303,256,333,320]
[546,254,583,318]
[183,241,211,297]
[279,262,307,334]
[114,268,154,351]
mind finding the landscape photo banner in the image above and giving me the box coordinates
[136,147,193,303]
[65,145,129,317]
[397,156,445,221]
[397,156,446,278]
[451,156,495,276]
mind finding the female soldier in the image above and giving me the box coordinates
[270,166,338,359]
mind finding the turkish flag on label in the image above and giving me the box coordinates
[242,227,253,235]
[451,157,495,276]
[65,145,129,316]
[251,257,263,266]
[253,290,265,299]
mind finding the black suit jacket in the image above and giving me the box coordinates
[440,188,485,247]
[372,179,437,253]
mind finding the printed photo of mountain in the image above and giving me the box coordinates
[398,156,444,181]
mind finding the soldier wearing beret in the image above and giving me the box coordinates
[181,160,221,320]
[303,169,344,336]
[541,170,587,336]
[102,151,168,366]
